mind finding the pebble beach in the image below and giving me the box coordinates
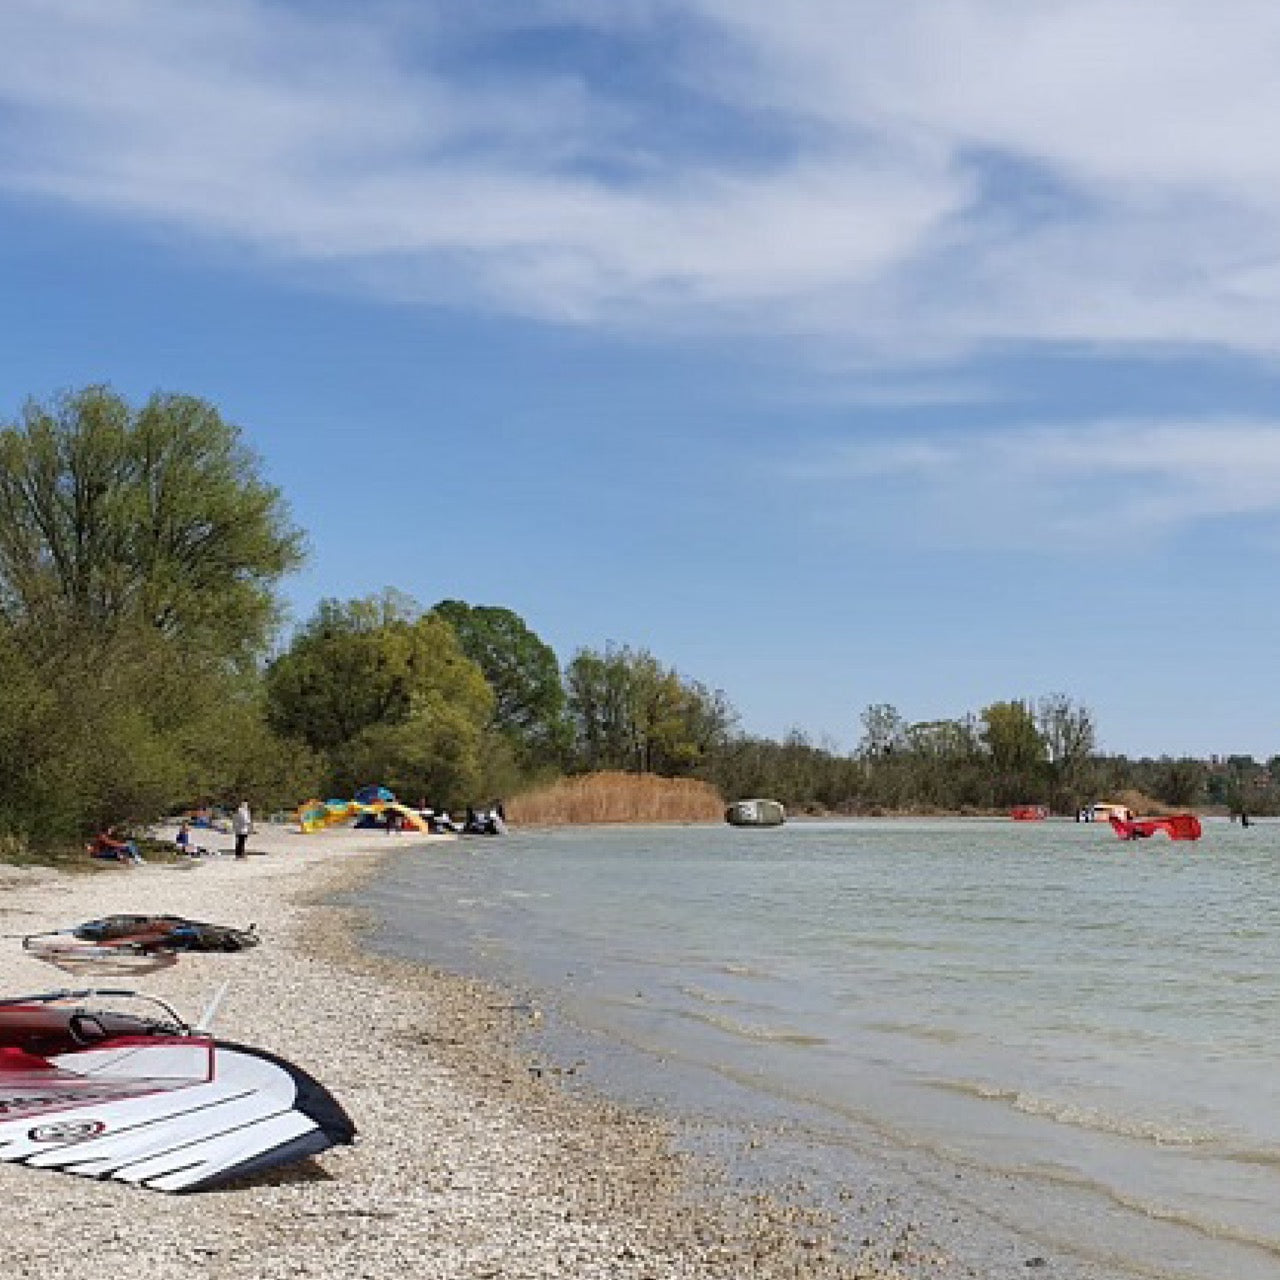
[0,824,921,1280]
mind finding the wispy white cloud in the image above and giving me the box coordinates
[791,420,1280,549]
[3,2,1280,358]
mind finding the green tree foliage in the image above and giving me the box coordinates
[265,591,495,806]
[707,729,863,812]
[1147,757,1208,808]
[1033,693,1098,811]
[981,701,1045,772]
[432,600,568,761]
[1206,754,1272,818]
[905,716,980,761]
[980,701,1048,806]
[565,644,737,776]
[843,699,1103,814]
[0,387,307,842]
[0,386,303,663]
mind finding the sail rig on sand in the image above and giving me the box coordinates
[0,988,355,1191]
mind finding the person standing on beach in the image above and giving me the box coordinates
[232,800,253,859]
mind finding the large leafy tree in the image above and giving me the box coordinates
[266,592,495,805]
[0,386,304,663]
[981,700,1046,772]
[0,387,308,841]
[432,600,567,760]
[979,699,1047,805]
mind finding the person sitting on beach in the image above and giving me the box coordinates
[174,820,208,857]
[88,826,144,865]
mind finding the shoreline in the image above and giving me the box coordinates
[0,824,909,1279]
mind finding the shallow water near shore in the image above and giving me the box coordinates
[351,817,1280,1279]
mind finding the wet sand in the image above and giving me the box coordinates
[0,824,933,1279]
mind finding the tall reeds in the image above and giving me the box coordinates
[507,771,723,826]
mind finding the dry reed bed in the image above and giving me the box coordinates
[508,771,723,825]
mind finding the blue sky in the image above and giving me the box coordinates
[3,1,1280,760]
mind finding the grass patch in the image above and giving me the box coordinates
[0,833,97,872]
[0,832,189,870]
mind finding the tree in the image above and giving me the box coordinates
[565,644,736,776]
[0,387,307,841]
[1150,757,1207,808]
[265,592,423,754]
[432,600,567,760]
[565,646,635,771]
[980,700,1046,806]
[981,701,1045,772]
[905,717,980,760]
[0,386,304,664]
[857,703,907,758]
[1035,693,1096,771]
[265,592,495,805]
[1035,692,1098,809]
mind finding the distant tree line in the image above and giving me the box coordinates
[0,386,1273,850]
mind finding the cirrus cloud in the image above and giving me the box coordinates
[791,419,1280,549]
[1,2,1279,359]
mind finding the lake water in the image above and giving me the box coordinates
[352,818,1280,1279]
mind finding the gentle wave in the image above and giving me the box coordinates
[985,1151,1280,1261]
[677,1007,830,1047]
[677,982,765,1009]
[928,1077,1220,1146]
[862,1018,971,1045]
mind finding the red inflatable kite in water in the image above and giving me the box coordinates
[1010,805,1048,821]
[1109,813,1202,842]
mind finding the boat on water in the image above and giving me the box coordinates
[0,988,355,1191]
[1081,801,1132,823]
[1010,805,1048,821]
[725,798,786,827]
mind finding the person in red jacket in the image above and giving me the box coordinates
[88,826,144,864]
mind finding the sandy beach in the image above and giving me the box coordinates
[0,824,927,1280]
